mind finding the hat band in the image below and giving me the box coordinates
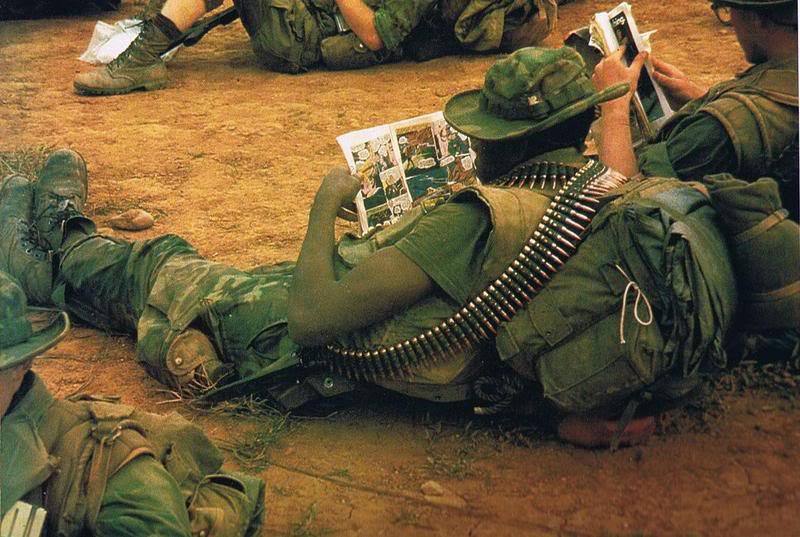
[481,77,597,122]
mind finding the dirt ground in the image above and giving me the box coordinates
[1,1,799,535]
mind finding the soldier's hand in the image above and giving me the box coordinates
[316,167,361,213]
[650,56,708,109]
[592,49,647,109]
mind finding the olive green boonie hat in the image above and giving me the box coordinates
[444,46,629,141]
[0,271,69,371]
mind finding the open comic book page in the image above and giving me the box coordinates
[337,111,476,234]
[590,2,673,144]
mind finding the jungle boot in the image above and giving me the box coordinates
[34,149,94,252]
[0,175,54,305]
[73,20,170,96]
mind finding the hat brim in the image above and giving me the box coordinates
[444,82,630,142]
[0,308,69,371]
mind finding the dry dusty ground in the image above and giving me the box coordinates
[1,0,799,535]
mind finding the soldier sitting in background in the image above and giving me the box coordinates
[6,47,796,448]
[73,0,557,96]
[590,0,798,217]
[0,270,265,537]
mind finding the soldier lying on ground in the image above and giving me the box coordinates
[590,0,798,219]
[0,271,265,537]
[73,0,557,96]
[5,47,798,448]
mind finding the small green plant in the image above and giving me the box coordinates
[287,503,335,537]
[218,413,289,471]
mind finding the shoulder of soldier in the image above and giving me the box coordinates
[714,59,799,106]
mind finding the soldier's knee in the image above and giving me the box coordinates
[234,0,323,73]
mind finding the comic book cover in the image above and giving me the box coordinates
[337,111,476,234]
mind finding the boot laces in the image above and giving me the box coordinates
[17,220,48,260]
[108,22,161,70]
[41,197,81,233]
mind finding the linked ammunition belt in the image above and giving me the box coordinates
[314,159,628,381]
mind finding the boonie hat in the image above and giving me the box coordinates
[444,46,629,141]
[0,271,69,371]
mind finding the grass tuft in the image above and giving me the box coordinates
[0,146,52,179]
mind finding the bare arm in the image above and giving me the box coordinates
[288,167,434,347]
[592,49,647,178]
[334,0,384,51]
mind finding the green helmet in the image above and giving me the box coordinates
[0,271,68,371]
[444,46,629,141]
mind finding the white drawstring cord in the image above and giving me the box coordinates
[615,264,653,344]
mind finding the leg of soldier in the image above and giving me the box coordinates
[56,229,298,394]
[232,0,332,73]
[162,0,208,31]
[73,0,214,95]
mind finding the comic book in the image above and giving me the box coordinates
[589,2,674,144]
[337,111,477,234]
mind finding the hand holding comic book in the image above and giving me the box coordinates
[337,111,477,234]
[649,56,709,109]
[318,167,361,206]
[592,47,648,108]
[588,2,674,144]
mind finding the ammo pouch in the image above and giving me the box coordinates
[495,179,737,414]
[42,399,264,537]
[320,32,397,70]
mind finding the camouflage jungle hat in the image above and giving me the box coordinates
[0,271,69,371]
[444,46,629,141]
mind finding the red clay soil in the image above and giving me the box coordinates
[1,0,798,535]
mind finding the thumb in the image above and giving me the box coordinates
[630,51,648,73]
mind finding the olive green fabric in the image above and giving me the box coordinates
[233,0,554,73]
[372,0,437,51]
[233,0,332,73]
[1,372,264,537]
[494,178,737,413]
[638,58,798,191]
[94,459,193,537]
[394,200,491,304]
[703,174,800,330]
[54,233,299,389]
[450,0,555,52]
[0,271,68,371]
[444,46,629,141]
[334,182,554,389]
[1,374,191,534]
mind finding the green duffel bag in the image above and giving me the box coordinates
[495,178,738,414]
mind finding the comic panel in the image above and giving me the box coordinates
[395,120,439,178]
[348,132,401,211]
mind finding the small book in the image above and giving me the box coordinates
[337,111,477,234]
[590,2,674,144]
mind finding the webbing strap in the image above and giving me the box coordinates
[731,209,788,245]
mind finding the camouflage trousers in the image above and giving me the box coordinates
[54,233,299,387]
[233,0,337,73]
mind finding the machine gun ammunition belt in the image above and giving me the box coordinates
[312,160,628,381]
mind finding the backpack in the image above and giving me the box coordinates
[494,178,738,415]
[41,398,264,537]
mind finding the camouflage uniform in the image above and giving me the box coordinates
[0,268,264,537]
[233,0,556,73]
[2,372,265,537]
